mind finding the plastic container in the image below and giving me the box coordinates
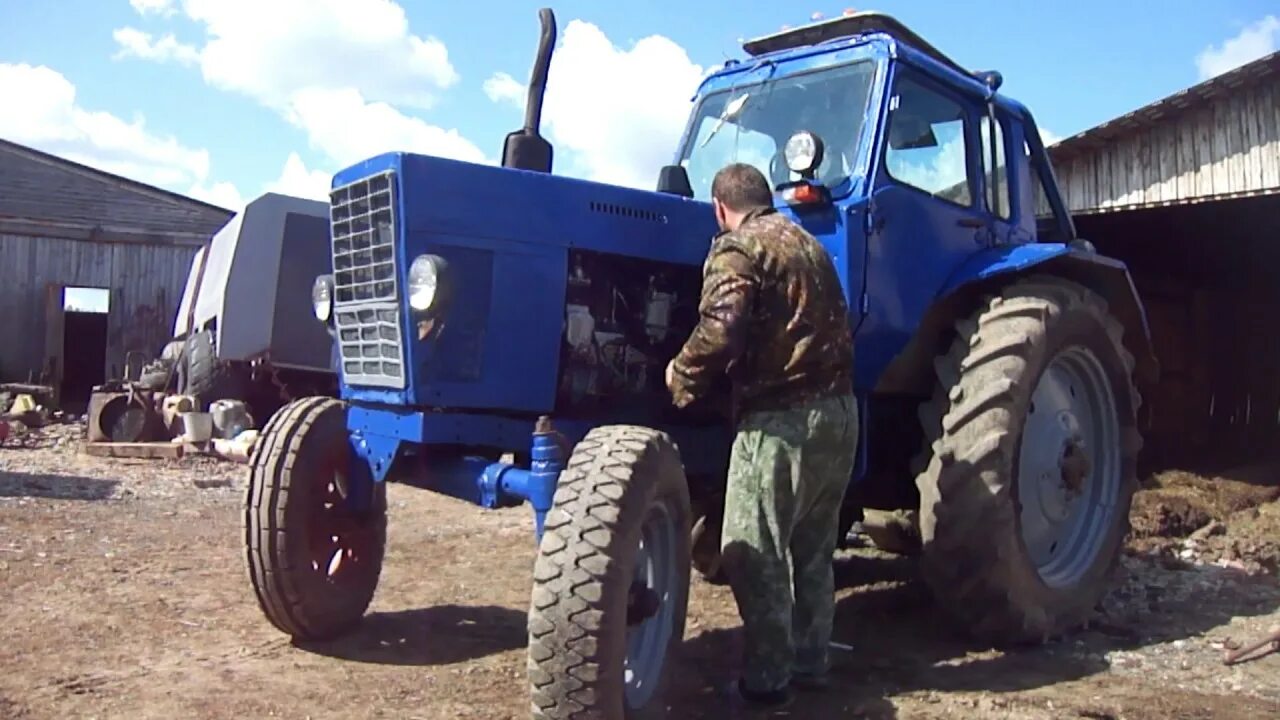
[210,400,253,439]
[181,412,213,442]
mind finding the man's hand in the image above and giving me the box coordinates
[665,360,675,390]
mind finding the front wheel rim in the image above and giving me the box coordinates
[1017,345,1123,589]
[623,499,678,709]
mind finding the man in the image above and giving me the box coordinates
[666,162,858,710]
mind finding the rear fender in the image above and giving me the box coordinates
[875,243,1159,396]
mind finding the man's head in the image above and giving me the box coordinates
[711,163,773,232]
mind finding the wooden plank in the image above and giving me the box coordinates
[1212,99,1230,196]
[1261,82,1280,189]
[81,442,185,459]
[1194,106,1214,196]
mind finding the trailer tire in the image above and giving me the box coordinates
[181,329,240,406]
[528,425,691,720]
[244,397,386,641]
[914,275,1141,645]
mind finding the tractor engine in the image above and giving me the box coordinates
[555,249,703,417]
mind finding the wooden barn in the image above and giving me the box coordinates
[0,139,233,408]
[1045,50,1280,467]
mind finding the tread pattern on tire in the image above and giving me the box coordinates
[527,425,691,720]
[913,274,1143,645]
[244,396,386,641]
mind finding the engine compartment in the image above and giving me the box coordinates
[553,249,718,422]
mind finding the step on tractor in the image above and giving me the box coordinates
[242,9,1158,719]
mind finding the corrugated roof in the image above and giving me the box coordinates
[1048,51,1280,162]
[0,137,234,243]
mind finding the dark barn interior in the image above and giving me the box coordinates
[1077,193,1280,473]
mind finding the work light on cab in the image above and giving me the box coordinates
[784,130,825,178]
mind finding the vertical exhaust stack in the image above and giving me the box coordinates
[501,8,557,173]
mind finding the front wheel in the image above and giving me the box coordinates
[244,397,387,640]
[527,425,692,720]
[914,276,1142,645]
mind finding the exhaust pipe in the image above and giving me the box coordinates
[501,7,556,173]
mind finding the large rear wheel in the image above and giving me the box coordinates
[244,397,387,640]
[914,276,1142,645]
[528,425,692,720]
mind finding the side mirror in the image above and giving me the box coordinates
[657,165,694,198]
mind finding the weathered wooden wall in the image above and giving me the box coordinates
[1045,54,1280,214]
[0,233,200,384]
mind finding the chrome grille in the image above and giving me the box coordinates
[330,171,406,388]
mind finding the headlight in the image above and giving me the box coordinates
[407,254,448,313]
[784,131,825,177]
[312,274,334,322]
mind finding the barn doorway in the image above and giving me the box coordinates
[59,287,110,412]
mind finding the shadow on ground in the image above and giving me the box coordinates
[0,471,118,501]
[295,604,527,666]
[668,539,1280,718]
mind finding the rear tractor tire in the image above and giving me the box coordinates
[528,425,692,720]
[244,397,387,641]
[914,275,1141,646]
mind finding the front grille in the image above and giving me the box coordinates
[330,171,406,388]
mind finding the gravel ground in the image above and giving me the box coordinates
[2,422,1279,719]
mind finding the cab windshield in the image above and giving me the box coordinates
[677,60,876,201]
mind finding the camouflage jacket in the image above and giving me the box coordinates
[667,207,854,416]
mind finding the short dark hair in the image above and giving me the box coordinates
[711,163,772,212]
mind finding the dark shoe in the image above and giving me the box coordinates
[719,678,794,714]
[790,671,831,692]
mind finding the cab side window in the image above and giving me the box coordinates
[884,76,973,207]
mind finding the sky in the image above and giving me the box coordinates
[0,0,1277,213]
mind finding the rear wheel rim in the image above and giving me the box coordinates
[623,498,678,709]
[1017,345,1122,589]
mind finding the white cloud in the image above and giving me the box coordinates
[265,152,333,201]
[1040,128,1064,146]
[116,0,489,183]
[112,27,199,65]
[483,71,525,107]
[1196,15,1279,80]
[286,87,486,168]
[188,180,245,211]
[129,0,176,17]
[485,20,706,189]
[0,62,233,199]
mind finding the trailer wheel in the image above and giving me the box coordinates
[528,425,691,720]
[181,329,240,407]
[914,275,1141,645]
[244,397,386,640]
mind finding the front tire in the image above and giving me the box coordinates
[914,276,1141,645]
[244,397,387,640]
[528,426,692,720]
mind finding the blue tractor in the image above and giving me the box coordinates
[243,9,1157,719]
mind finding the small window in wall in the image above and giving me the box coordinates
[884,76,973,206]
[64,287,110,314]
[981,116,1010,219]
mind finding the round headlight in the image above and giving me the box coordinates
[311,274,334,322]
[784,131,825,176]
[407,255,446,313]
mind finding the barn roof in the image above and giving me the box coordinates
[0,137,235,246]
[1049,50,1280,163]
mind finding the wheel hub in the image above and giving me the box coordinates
[1017,346,1122,589]
[626,581,661,625]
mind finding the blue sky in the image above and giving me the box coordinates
[1,0,1276,211]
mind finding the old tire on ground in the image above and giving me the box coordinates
[914,275,1142,646]
[244,397,387,641]
[528,425,692,720]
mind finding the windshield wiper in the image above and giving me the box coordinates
[700,92,751,148]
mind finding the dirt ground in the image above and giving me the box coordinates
[3,424,1280,719]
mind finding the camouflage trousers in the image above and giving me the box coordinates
[720,392,859,694]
